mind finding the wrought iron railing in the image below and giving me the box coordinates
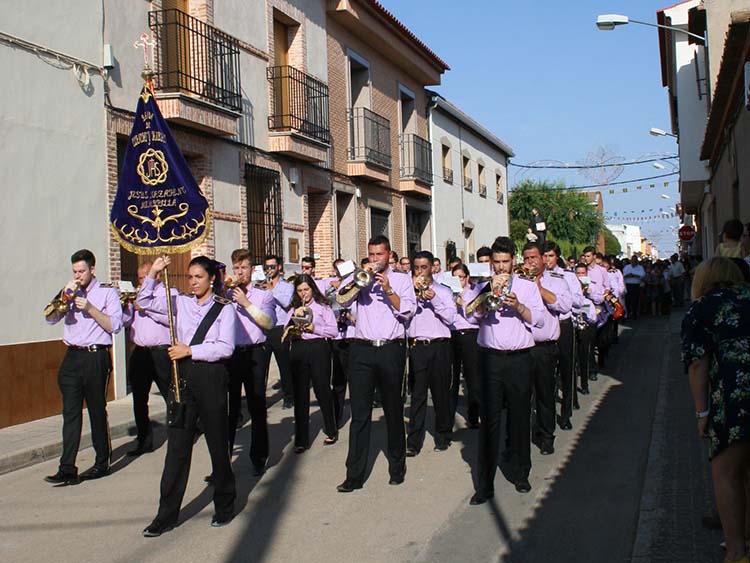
[399,133,432,185]
[267,65,330,144]
[348,107,391,169]
[443,168,454,184]
[149,9,242,112]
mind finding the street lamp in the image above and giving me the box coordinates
[649,127,678,138]
[596,14,707,43]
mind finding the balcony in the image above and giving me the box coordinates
[347,107,391,182]
[442,168,454,185]
[267,65,330,162]
[149,9,241,136]
[399,133,432,196]
[463,177,473,192]
[479,183,487,197]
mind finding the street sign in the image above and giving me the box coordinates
[678,225,695,242]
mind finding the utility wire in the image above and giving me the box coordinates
[509,155,678,169]
[509,171,678,192]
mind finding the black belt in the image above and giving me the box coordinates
[534,340,558,347]
[409,337,450,346]
[68,344,111,352]
[145,345,170,350]
[479,346,531,357]
[453,329,479,336]
[559,318,573,325]
[235,343,264,352]
[351,338,403,348]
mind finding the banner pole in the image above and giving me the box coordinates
[163,262,181,403]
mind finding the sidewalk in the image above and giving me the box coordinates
[630,309,724,562]
[0,361,282,476]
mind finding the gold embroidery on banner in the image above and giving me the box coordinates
[112,203,208,248]
[136,149,169,186]
[110,208,212,256]
[140,86,153,104]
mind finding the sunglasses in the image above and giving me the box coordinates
[263,265,277,270]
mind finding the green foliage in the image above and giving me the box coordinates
[510,219,529,247]
[602,225,622,256]
[508,179,604,249]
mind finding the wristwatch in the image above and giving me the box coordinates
[695,409,709,419]
[385,289,394,296]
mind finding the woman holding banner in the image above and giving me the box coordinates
[138,255,237,537]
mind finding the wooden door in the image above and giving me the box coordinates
[273,19,290,129]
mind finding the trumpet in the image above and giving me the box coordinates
[44,281,80,316]
[514,264,540,281]
[223,276,244,296]
[464,274,512,315]
[337,264,382,304]
[281,306,313,342]
[413,275,429,300]
[119,288,138,307]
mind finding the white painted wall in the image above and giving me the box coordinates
[663,2,710,186]
[0,1,108,345]
[430,106,510,263]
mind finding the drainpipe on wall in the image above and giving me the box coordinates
[427,93,439,257]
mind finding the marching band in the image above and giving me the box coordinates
[43,237,626,536]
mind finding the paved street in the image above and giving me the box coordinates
[0,312,725,562]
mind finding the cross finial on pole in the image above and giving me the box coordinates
[133,33,156,69]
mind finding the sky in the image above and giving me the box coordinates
[379,0,682,253]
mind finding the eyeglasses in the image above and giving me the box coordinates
[263,265,277,270]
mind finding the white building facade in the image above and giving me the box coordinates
[427,93,513,263]
[606,224,643,257]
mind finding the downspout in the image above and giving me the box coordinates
[427,93,439,257]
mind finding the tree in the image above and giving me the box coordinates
[508,179,604,249]
[602,226,622,256]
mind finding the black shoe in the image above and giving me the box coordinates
[388,474,405,486]
[372,399,382,408]
[336,479,363,493]
[558,417,573,431]
[572,399,580,410]
[204,474,214,484]
[405,448,418,457]
[143,519,175,537]
[590,373,598,381]
[579,387,590,395]
[251,458,267,477]
[294,445,307,454]
[433,442,451,452]
[211,513,234,528]
[467,420,480,429]
[44,471,79,486]
[282,398,293,409]
[469,492,493,505]
[323,435,338,446]
[127,440,154,457]
[80,466,110,480]
[539,443,555,455]
[515,479,532,493]
[272,381,282,390]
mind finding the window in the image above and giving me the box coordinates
[442,145,453,184]
[462,156,472,191]
[348,52,370,109]
[399,85,416,134]
[478,164,486,197]
[246,164,283,260]
[496,173,504,204]
[370,208,390,238]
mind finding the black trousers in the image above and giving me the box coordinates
[267,325,293,401]
[576,324,596,393]
[625,284,641,318]
[289,338,336,447]
[345,341,406,484]
[228,345,270,465]
[129,345,171,443]
[407,340,453,451]
[530,341,560,446]
[476,347,532,495]
[331,339,351,426]
[450,329,480,425]
[57,348,112,474]
[557,320,575,420]
[156,361,235,526]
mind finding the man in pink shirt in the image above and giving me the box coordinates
[44,249,123,485]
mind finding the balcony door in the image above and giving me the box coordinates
[161,0,190,92]
[273,19,291,129]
